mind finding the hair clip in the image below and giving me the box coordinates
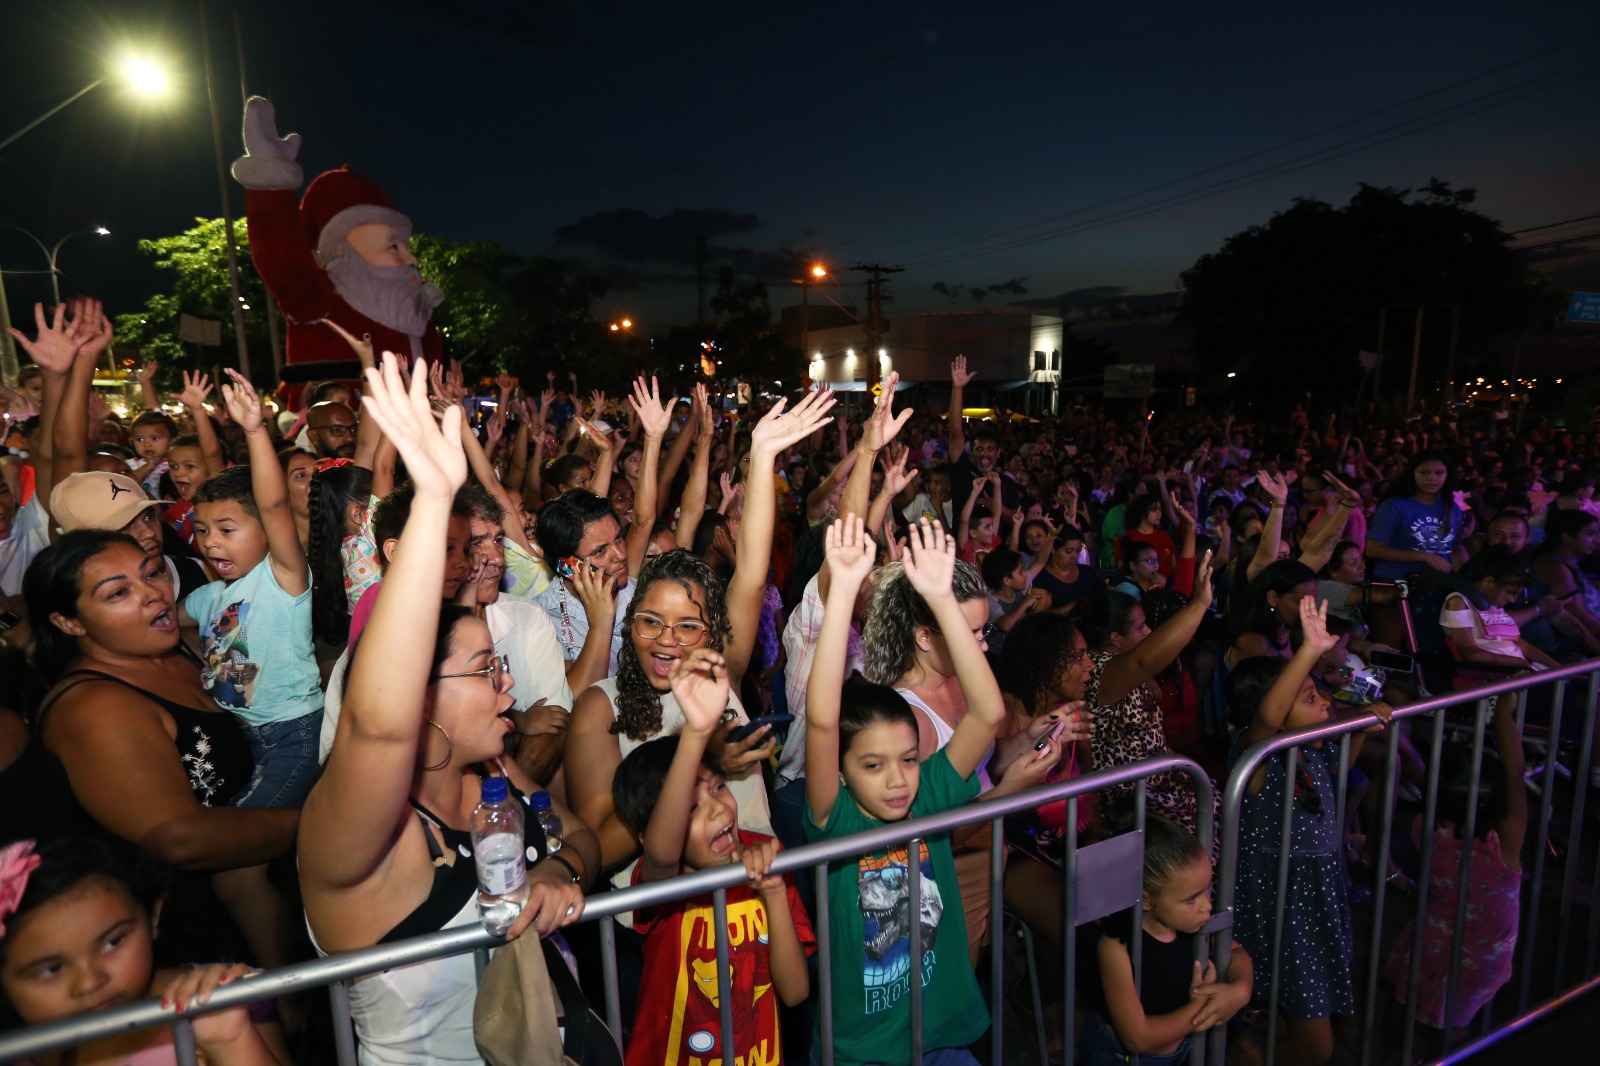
[0,840,42,938]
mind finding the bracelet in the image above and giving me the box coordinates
[542,852,583,885]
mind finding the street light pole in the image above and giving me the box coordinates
[0,224,111,383]
[0,81,105,155]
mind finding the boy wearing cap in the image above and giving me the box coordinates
[49,471,210,600]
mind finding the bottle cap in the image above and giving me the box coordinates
[529,790,552,811]
[480,777,509,804]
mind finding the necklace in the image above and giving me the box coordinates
[555,583,579,655]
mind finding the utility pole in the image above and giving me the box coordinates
[850,263,902,389]
[200,0,251,377]
[232,3,283,378]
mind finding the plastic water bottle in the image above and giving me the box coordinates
[472,777,529,935]
[530,790,564,855]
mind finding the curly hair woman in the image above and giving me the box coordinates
[562,390,836,874]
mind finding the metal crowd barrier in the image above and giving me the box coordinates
[1214,657,1600,1066]
[0,755,1215,1066]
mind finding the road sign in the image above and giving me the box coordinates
[871,382,883,396]
[1566,292,1600,323]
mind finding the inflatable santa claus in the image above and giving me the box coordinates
[231,96,444,392]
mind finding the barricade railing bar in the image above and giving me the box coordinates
[0,754,1213,1066]
[1213,657,1600,1066]
[8,658,1599,1066]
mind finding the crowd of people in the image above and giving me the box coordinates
[1,296,1598,1066]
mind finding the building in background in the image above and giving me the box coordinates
[798,309,1064,415]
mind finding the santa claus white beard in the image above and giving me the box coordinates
[324,251,445,337]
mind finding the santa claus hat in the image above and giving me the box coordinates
[300,166,413,263]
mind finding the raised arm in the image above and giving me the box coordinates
[457,407,535,557]
[948,355,975,461]
[1095,551,1216,706]
[636,649,730,882]
[321,321,382,469]
[49,308,109,489]
[624,376,671,578]
[901,518,1004,777]
[10,301,97,508]
[805,446,856,524]
[1246,597,1337,745]
[673,385,715,553]
[806,515,877,826]
[654,394,697,503]
[136,359,161,412]
[726,388,837,683]
[176,372,226,478]
[299,354,467,890]
[221,370,307,594]
[1247,471,1288,582]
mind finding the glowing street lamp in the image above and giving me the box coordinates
[796,262,828,379]
[0,54,172,154]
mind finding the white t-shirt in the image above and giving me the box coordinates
[0,497,50,597]
[777,573,864,785]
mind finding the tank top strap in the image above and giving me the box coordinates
[38,669,199,729]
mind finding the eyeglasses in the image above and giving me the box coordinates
[633,614,709,647]
[436,654,512,688]
[310,423,356,438]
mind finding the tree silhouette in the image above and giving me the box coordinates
[1180,181,1565,410]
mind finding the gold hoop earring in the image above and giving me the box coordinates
[424,720,452,772]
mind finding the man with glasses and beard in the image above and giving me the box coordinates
[304,401,359,461]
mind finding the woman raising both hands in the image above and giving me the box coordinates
[298,355,598,1066]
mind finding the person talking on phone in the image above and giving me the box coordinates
[532,377,672,695]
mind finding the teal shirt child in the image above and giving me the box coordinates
[805,748,989,1066]
[185,558,323,726]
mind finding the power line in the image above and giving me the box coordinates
[890,32,1600,266]
[899,62,1600,273]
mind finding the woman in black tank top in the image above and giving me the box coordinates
[297,374,601,1063]
[21,532,298,868]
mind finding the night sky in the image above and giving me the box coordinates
[3,0,1597,335]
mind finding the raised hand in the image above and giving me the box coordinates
[695,383,714,439]
[900,517,956,602]
[751,387,837,456]
[951,354,977,389]
[539,386,556,415]
[571,412,613,452]
[883,445,920,497]
[219,369,264,432]
[628,375,673,439]
[70,298,113,362]
[1191,549,1216,609]
[360,352,468,499]
[1322,470,1363,509]
[588,388,607,418]
[669,648,731,735]
[1298,594,1338,654]
[861,371,912,451]
[175,370,213,410]
[485,405,507,453]
[7,303,89,373]
[1170,499,1196,529]
[323,318,375,365]
[137,358,158,385]
[1257,470,1289,505]
[825,514,876,586]
[233,96,302,190]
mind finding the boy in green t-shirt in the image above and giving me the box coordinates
[805,516,1056,1065]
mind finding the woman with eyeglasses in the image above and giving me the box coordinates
[299,358,597,1065]
[563,389,837,876]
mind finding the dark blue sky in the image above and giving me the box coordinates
[3,0,1596,330]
